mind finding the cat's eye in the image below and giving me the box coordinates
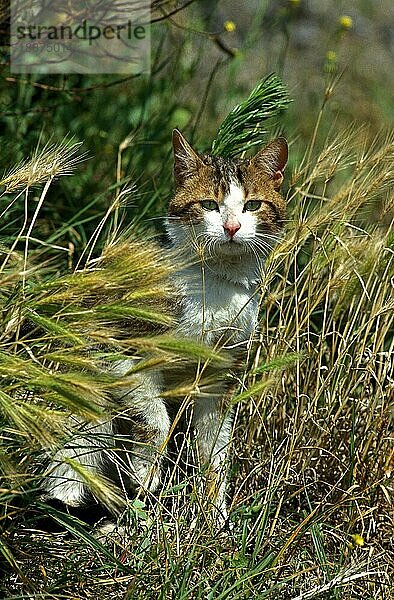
[243,199,262,212]
[201,199,219,211]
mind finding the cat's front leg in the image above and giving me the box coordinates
[118,397,171,495]
[192,397,233,520]
[44,417,115,507]
[115,368,171,496]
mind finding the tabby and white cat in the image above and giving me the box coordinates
[44,130,287,517]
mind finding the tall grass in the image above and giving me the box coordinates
[1,109,392,599]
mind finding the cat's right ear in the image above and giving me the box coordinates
[250,137,288,189]
[172,129,203,186]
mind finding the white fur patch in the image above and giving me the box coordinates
[224,182,245,212]
[205,182,261,248]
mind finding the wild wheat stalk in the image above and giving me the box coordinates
[211,73,292,157]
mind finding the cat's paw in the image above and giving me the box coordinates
[130,460,161,494]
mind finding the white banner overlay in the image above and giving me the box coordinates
[11,1,151,74]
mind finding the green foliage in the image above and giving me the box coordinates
[0,1,393,598]
[211,74,292,157]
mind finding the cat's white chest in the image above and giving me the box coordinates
[176,268,258,347]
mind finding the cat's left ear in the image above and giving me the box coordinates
[250,137,288,189]
[172,129,203,186]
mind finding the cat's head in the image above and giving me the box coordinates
[167,129,287,264]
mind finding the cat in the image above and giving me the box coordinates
[43,130,288,519]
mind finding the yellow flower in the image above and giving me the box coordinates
[339,15,353,30]
[324,50,337,74]
[351,533,365,547]
[224,20,236,33]
[326,50,336,62]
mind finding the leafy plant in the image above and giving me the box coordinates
[211,73,292,157]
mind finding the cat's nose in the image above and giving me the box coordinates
[223,221,241,238]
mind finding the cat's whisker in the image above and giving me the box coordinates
[255,232,282,242]
[146,215,179,222]
[244,236,274,253]
[247,239,267,268]
[253,234,279,248]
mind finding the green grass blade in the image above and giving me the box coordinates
[251,352,301,375]
[0,534,19,571]
[129,334,230,364]
[231,379,273,404]
[27,310,86,346]
[211,73,292,157]
[94,304,174,326]
[35,502,129,572]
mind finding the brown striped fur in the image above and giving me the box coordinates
[169,130,287,236]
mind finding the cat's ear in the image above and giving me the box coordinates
[250,137,288,189]
[172,129,203,186]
